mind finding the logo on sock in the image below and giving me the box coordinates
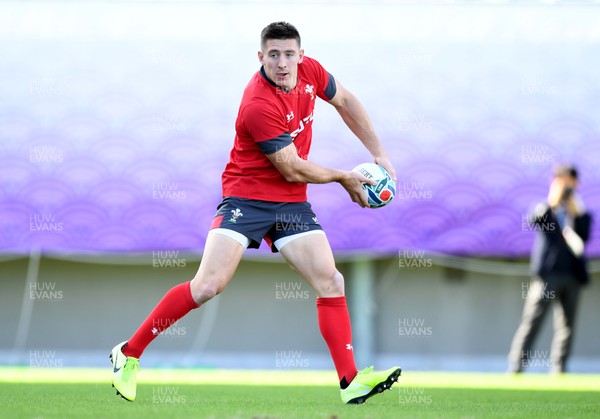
[151,319,187,337]
[346,344,353,351]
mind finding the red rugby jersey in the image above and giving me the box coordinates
[221,56,337,202]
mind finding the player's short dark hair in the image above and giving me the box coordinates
[553,163,578,180]
[260,22,301,50]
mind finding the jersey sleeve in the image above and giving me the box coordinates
[242,101,293,155]
[305,57,337,101]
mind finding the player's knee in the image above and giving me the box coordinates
[191,283,221,305]
[190,273,227,304]
[330,270,345,294]
[316,270,344,297]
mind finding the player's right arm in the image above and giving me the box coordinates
[242,100,375,207]
[266,143,374,208]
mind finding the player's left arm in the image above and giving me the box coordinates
[328,80,397,182]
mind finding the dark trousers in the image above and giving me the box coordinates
[508,274,580,373]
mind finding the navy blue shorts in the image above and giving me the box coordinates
[209,197,324,252]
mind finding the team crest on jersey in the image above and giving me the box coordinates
[228,208,243,223]
[305,84,315,100]
[286,111,294,122]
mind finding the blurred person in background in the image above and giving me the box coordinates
[508,164,592,373]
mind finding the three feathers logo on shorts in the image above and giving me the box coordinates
[228,208,243,223]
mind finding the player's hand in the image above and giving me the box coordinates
[339,171,376,208]
[374,155,397,184]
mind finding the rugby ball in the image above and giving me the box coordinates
[352,163,396,208]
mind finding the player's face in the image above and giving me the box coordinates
[258,38,304,91]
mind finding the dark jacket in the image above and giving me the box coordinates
[529,204,592,284]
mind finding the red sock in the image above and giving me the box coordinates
[317,296,358,388]
[122,281,198,359]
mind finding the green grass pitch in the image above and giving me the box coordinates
[1,368,599,418]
